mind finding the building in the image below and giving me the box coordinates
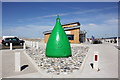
[101,37,120,43]
[43,22,86,44]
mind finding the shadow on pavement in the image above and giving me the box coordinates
[21,65,29,71]
[0,45,30,50]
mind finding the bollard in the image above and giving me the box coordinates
[93,51,99,71]
[23,43,26,49]
[31,41,33,47]
[33,42,35,48]
[29,41,31,46]
[10,43,12,50]
[15,52,21,72]
[36,42,39,49]
[32,41,34,47]
[117,37,119,46]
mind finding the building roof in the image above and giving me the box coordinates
[43,26,80,35]
[43,22,87,35]
[62,22,80,26]
[102,37,120,39]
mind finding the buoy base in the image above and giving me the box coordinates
[46,54,72,58]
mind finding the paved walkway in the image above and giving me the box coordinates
[7,44,118,78]
[0,50,2,79]
[118,50,120,79]
[67,44,118,78]
[2,49,38,78]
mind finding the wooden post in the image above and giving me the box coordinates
[15,52,21,72]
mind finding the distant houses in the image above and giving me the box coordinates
[87,37,120,44]
[101,37,120,43]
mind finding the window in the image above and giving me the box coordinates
[13,38,17,41]
[67,35,74,40]
[64,27,69,28]
[5,38,18,41]
[5,38,11,40]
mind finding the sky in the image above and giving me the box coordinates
[2,2,118,38]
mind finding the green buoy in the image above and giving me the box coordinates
[45,15,72,58]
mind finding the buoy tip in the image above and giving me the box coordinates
[57,15,59,18]
[56,15,60,21]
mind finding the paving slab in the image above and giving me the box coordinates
[0,49,2,79]
[4,44,118,78]
[68,44,118,78]
[2,49,38,78]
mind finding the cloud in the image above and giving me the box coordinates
[17,6,118,22]
[2,25,53,38]
[42,15,57,18]
[81,21,118,38]
[10,12,118,38]
[60,6,116,15]
[105,19,118,24]
[42,6,117,18]
[42,13,68,18]
[2,3,118,38]
[88,23,97,26]
[3,17,118,38]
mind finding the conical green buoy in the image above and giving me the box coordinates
[46,15,72,58]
